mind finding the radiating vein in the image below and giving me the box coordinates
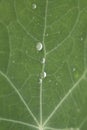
[44,127,79,130]
[6,25,12,75]
[0,117,38,129]
[43,69,87,126]
[17,20,39,41]
[48,6,78,28]
[13,0,39,42]
[44,126,63,130]
[84,38,87,69]
[79,117,87,128]
[39,0,48,126]
[0,70,39,126]
[46,7,80,55]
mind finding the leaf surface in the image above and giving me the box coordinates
[0,0,87,130]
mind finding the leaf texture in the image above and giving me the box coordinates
[0,0,87,130]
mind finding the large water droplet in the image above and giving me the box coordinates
[41,72,47,79]
[32,3,37,9]
[41,58,45,64]
[36,42,43,51]
[43,72,47,78]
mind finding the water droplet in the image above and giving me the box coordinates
[36,42,43,51]
[40,72,47,79]
[41,58,45,64]
[43,72,47,78]
[32,3,37,9]
[73,68,76,72]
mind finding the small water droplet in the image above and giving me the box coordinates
[73,68,76,72]
[41,72,47,78]
[41,58,45,64]
[32,3,37,9]
[43,72,46,78]
[36,42,43,51]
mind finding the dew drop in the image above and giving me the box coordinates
[32,3,37,9]
[41,72,47,78]
[36,42,43,51]
[41,58,45,64]
[73,67,76,72]
[43,72,47,78]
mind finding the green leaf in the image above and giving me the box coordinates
[0,0,87,130]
